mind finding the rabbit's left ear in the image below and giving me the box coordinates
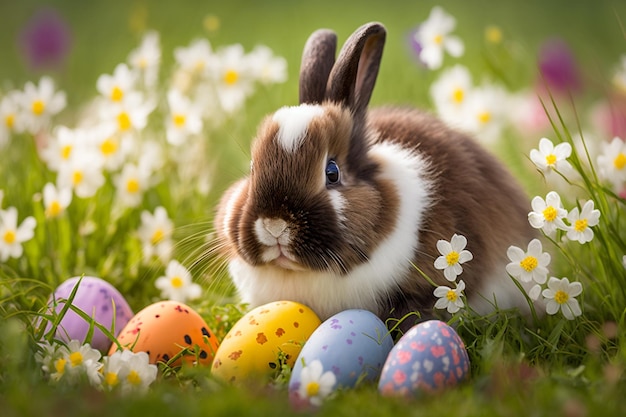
[299,29,337,105]
[326,22,386,116]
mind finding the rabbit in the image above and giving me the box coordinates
[213,22,537,331]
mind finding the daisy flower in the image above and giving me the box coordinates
[0,206,36,262]
[506,239,550,284]
[211,44,255,113]
[247,45,288,85]
[18,75,66,134]
[96,63,137,104]
[566,200,601,244]
[413,6,464,70]
[430,64,472,125]
[434,233,473,281]
[54,340,103,386]
[542,277,583,320]
[0,91,25,146]
[137,206,174,264]
[40,126,88,172]
[90,122,130,171]
[102,350,157,394]
[530,137,573,176]
[458,84,508,144]
[43,182,72,218]
[597,136,626,191]
[174,38,213,77]
[35,341,62,375]
[114,162,153,208]
[155,260,202,302]
[56,149,105,198]
[127,30,161,88]
[433,279,466,314]
[528,191,568,236]
[99,91,153,135]
[298,359,337,407]
[165,89,203,146]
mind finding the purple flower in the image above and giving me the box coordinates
[19,8,72,71]
[537,38,581,94]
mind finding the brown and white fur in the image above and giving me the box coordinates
[214,23,536,330]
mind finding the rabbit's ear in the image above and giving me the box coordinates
[299,29,337,105]
[326,23,386,115]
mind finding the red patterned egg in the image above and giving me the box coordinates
[110,300,219,367]
[378,320,470,397]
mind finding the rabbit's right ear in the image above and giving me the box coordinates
[299,29,337,105]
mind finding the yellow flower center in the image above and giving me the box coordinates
[138,58,148,69]
[69,351,83,367]
[170,276,183,288]
[574,218,588,232]
[117,112,132,131]
[47,201,62,217]
[72,170,83,186]
[54,358,67,374]
[111,86,124,102]
[520,256,538,272]
[194,61,205,73]
[545,153,557,166]
[5,114,14,128]
[223,69,239,85]
[614,153,626,171]
[485,26,503,44]
[306,381,320,397]
[61,145,72,160]
[446,251,460,266]
[542,206,557,222]
[151,228,164,245]
[478,111,492,124]
[554,290,569,305]
[126,178,140,194]
[3,230,16,244]
[104,372,119,387]
[32,100,45,115]
[127,370,142,386]
[173,113,187,127]
[100,138,118,156]
[446,289,458,302]
[452,88,464,104]
[433,34,443,45]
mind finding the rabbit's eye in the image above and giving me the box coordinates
[325,159,341,185]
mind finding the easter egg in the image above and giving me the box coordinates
[211,301,321,384]
[110,300,219,367]
[46,276,134,353]
[378,320,470,397]
[288,309,394,407]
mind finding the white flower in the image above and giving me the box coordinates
[128,30,161,88]
[542,277,583,320]
[35,341,62,375]
[430,64,473,125]
[165,89,203,146]
[506,239,550,285]
[597,136,626,191]
[174,38,213,76]
[90,122,131,171]
[0,206,36,262]
[96,63,137,104]
[17,76,66,134]
[528,191,568,235]
[298,359,337,406]
[102,350,157,394]
[43,182,72,218]
[433,279,466,314]
[434,233,473,281]
[0,91,25,145]
[40,126,89,172]
[114,162,153,208]
[247,45,288,85]
[458,84,508,144]
[56,340,103,386]
[613,54,626,93]
[137,206,174,264]
[99,91,153,135]
[566,200,601,244]
[155,260,202,302]
[530,137,573,177]
[211,44,254,113]
[56,149,105,198]
[414,6,464,70]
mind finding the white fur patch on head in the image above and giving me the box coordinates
[272,104,325,152]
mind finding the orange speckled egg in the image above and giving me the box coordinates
[110,300,219,367]
[211,301,321,384]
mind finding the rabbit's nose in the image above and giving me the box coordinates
[263,218,288,238]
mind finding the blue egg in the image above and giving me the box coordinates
[289,309,394,407]
[378,320,470,397]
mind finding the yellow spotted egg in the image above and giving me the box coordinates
[211,301,321,384]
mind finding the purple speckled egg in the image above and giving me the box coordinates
[289,309,394,407]
[378,320,470,397]
[46,276,133,352]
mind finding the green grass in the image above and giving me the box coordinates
[1,0,626,415]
